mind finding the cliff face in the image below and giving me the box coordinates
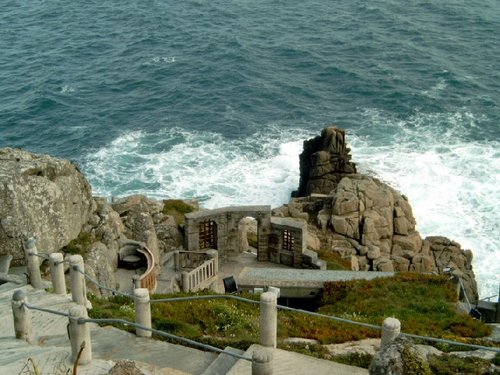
[0,148,93,264]
[287,127,478,301]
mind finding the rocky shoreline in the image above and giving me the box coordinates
[0,127,478,302]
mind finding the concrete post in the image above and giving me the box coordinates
[381,317,401,349]
[260,292,277,348]
[24,238,43,289]
[134,288,152,338]
[252,346,273,375]
[68,305,92,365]
[174,251,180,271]
[132,275,141,289]
[70,255,87,306]
[49,253,66,295]
[11,290,31,342]
[181,271,189,292]
[206,249,218,274]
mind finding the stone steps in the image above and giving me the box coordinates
[201,346,244,375]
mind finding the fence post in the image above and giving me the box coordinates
[49,253,66,295]
[134,288,152,338]
[24,238,43,289]
[70,255,87,306]
[260,292,277,348]
[381,317,401,349]
[11,290,32,342]
[68,305,92,365]
[252,346,273,375]
[181,271,189,292]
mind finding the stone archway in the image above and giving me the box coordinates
[238,217,258,253]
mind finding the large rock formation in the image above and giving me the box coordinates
[296,127,357,197]
[284,127,479,301]
[0,148,93,265]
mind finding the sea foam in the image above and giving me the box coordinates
[84,119,498,298]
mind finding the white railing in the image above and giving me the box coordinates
[181,256,218,292]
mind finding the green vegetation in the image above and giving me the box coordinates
[88,273,498,370]
[315,248,351,270]
[428,354,498,375]
[319,273,492,339]
[61,231,93,258]
[162,199,195,224]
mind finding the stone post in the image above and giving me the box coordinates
[68,305,92,365]
[70,255,87,306]
[49,253,66,295]
[24,238,43,289]
[181,271,189,292]
[260,292,277,348]
[11,290,31,342]
[381,317,401,349]
[252,346,273,375]
[134,288,152,338]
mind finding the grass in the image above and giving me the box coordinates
[314,248,351,270]
[61,231,93,258]
[162,199,195,224]
[88,273,498,370]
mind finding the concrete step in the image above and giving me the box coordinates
[227,344,369,375]
[44,325,217,374]
[201,346,244,375]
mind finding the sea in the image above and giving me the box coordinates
[0,0,498,298]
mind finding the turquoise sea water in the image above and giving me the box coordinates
[1,1,498,297]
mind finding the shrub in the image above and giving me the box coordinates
[162,199,195,224]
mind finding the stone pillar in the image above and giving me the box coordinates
[252,346,273,375]
[49,253,66,295]
[68,305,92,365]
[260,292,277,348]
[181,271,189,292]
[70,255,87,306]
[134,288,152,338]
[11,290,31,342]
[24,238,43,289]
[381,317,401,349]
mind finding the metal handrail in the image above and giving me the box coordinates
[78,317,253,361]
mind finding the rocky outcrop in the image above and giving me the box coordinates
[283,127,479,301]
[0,148,93,265]
[369,336,431,375]
[296,127,357,197]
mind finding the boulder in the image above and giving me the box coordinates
[0,148,92,265]
[369,336,432,375]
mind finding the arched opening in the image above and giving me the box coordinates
[238,217,258,254]
[199,219,217,249]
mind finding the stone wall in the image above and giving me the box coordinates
[184,206,271,261]
[268,217,307,268]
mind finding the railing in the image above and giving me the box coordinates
[13,238,500,373]
[120,240,158,294]
[174,249,219,292]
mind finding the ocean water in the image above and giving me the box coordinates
[1,1,498,298]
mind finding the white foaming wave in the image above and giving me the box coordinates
[60,85,76,93]
[84,126,311,209]
[143,56,176,66]
[351,110,500,298]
